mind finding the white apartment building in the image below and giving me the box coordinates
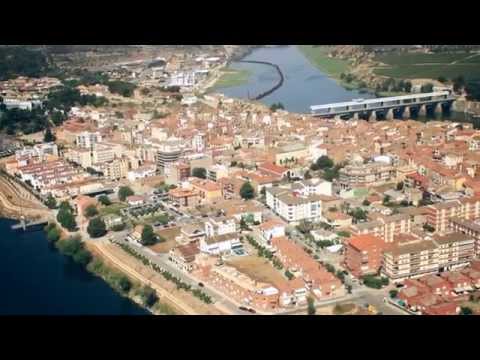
[92,143,115,164]
[266,187,323,225]
[205,216,237,237]
[192,132,206,152]
[207,164,228,182]
[291,178,332,197]
[76,131,102,149]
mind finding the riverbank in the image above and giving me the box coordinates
[209,67,252,90]
[0,171,50,220]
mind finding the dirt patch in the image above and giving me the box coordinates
[148,226,180,253]
[226,255,287,288]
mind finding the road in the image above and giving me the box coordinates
[107,231,245,315]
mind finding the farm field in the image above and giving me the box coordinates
[297,45,350,79]
[373,51,480,80]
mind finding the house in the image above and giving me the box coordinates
[189,178,223,203]
[212,199,263,223]
[169,243,200,272]
[258,218,286,246]
[423,302,459,315]
[128,225,144,243]
[126,195,145,206]
[258,162,289,178]
[440,272,474,293]
[103,214,124,230]
[324,211,352,228]
[180,223,206,243]
[199,233,242,255]
[169,187,201,207]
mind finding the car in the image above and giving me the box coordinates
[153,222,161,227]
[238,306,249,312]
[247,308,256,314]
[198,282,204,288]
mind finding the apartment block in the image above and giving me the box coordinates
[350,213,412,243]
[344,234,386,278]
[338,162,397,189]
[266,187,323,225]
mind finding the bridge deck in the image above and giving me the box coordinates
[310,91,456,116]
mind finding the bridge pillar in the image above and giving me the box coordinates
[386,108,394,120]
[20,216,26,231]
[403,106,410,119]
[419,104,427,117]
[352,112,359,121]
[435,102,443,115]
[369,111,377,122]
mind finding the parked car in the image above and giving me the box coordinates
[198,282,204,288]
[247,308,256,314]
[239,306,249,312]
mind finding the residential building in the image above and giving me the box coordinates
[189,178,222,203]
[76,131,102,149]
[338,162,397,189]
[169,243,200,272]
[207,164,229,182]
[350,213,412,243]
[266,187,323,225]
[344,234,386,278]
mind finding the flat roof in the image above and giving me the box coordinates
[310,91,451,111]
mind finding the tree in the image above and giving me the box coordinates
[117,275,132,293]
[141,225,157,246]
[139,285,158,307]
[350,207,368,222]
[437,76,447,83]
[57,208,77,232]
[72,249,92,266]
[59,201,74,213]
[192,167,207,179]
[87,217,107,238]
[383,195,391,205]
[56,235,83,256]
[270,102,285,112]
[389,289,398,299]
[307,297,316,315]
[460,306,473,315]
[423,223,435,233]
[45,194,57,209]
[316,155,334,169]
[420,83,434,93]
[285,270,294,280]
[404,81,412,93]
[240,182,255,200]
[44,127,56,142]
[304,170,312,180]
[260,187,266,197]
[84,204,98,218]
[396,181,404,191]
[362,199,371,206]
[118,186,134,202]
[98,195,111,206]
[47,226,61,243]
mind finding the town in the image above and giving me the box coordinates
[2,45,480,315]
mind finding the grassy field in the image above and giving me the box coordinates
[213,67,251,89]
[297,45,350,79]
[373,51,480,80]
[99,203,128,216]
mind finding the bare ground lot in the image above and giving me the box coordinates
[226,255,287,288]
[148,226,180,253]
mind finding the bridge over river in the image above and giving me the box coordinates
[310,91,457,120]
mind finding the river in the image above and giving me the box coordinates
[0,218,149,315]
[218,45,470,122]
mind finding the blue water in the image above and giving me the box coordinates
[217,45,375,114]
[0,218,149,315]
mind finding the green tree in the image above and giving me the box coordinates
[420,83,434,93]
[139,285,158,307]
[389,289,398,299]
[316,155,334,169]
[383,195,391,205]
[307,296,316,315]
[84,204,98,218]
[44,127,56,142]
[59,200,73,213]
[192,167,207,179]
[240,182,255,200]
[362,199,371,206]
[285,270,294,280]
[437,76,447,83]
[87,217,107,238]
[45,194,57,209]
[72,249,92,266]
[56,235,83,256]
[460,306,473,315]
[396,181,404,191]
[57,208,77,231]
[404,81,412,93]
[116,275,132,293]
[118,186,134,202]
[98,195,112,206]
[141,225,157,246]
[47,226,61,243]
[350,207,368,222]
[270,102,285,112]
